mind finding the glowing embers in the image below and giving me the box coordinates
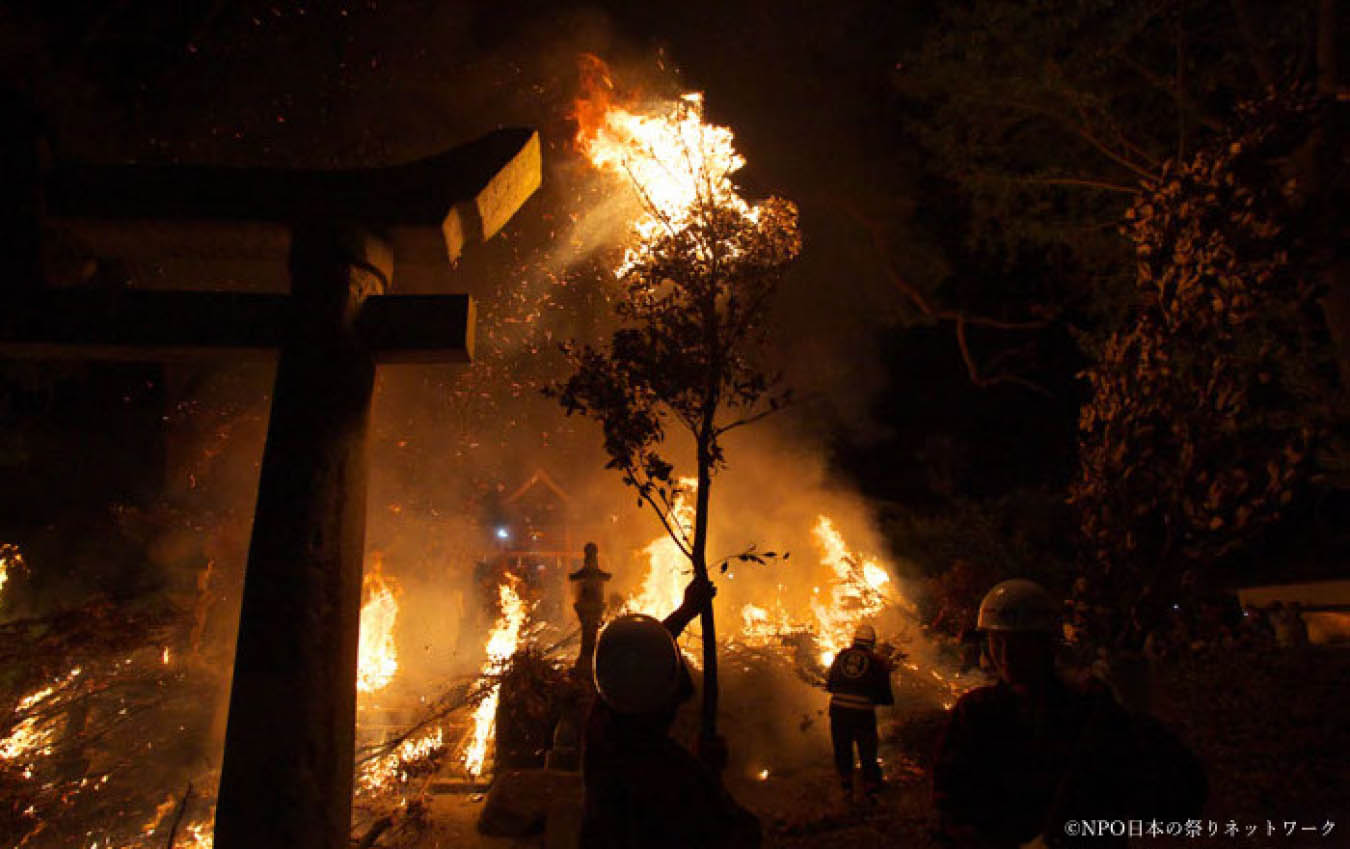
[357,725,446,795]
[357,555,400,695]
[461,576,532,778]
[1,666,83,771]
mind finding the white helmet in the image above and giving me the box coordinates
[853,623,876,646]
[977,579,1058,633]
[593,614,683,714]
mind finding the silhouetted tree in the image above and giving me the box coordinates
[548,97,800,743]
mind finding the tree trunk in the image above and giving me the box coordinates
[1313,0,1350,389]
[692,430,719,741]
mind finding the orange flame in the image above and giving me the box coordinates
[0,542,22,602]
[810,516,893,666]
[1,666,83,767]
[357,555,400,694]
[462,576,532,777]
[573,55,762,274]
[627,478,697,620]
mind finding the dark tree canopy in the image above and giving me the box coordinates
[1071,87,1345,624]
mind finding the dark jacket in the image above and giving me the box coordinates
[934,677,1205,847]
[579,701,759,849]
[580,618,760,849]
[826,644,894,711]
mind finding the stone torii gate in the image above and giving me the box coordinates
[2,118,540,848]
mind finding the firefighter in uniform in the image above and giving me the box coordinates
[934,579,1205,848]
[580,577,761,849]
[825,623,894,801]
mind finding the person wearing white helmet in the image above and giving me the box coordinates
[933,579,1205,848]
[580,576,760,849]
[824,621,894,803]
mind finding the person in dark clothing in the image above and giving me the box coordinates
[580,577,761,849]
[825,623,894,801]
[934,579,1206,849]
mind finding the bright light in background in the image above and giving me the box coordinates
[495,527,510,541]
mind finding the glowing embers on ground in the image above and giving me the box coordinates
[137,794,214,849]
[461,576,532,778]
[358,554,400,695]
[0,666,83,770]
[356,725,446,795]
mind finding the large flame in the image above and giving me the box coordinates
[627,478,697,620]
[357,555,399,694]
[461,577,531,778]
[810,516,893,666]
[574,55,761,271]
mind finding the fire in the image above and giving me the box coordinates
[357,555,400,694]
[0,542,22,601]
[182,821,213,849]
[810,516,893,666]
[573,56,761,271]
[627,478,697,620]
[357,725,446,794]
[1,666,83,766]
[140,794,178,837]
[738,590,796,644]
[461,577,531,777]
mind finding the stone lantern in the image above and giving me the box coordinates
[568,542,611,678]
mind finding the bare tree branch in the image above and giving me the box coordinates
[841,201,1054,395]
[971,171,1141,194]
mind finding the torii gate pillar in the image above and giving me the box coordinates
[213,224,389,847]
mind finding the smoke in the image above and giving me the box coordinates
[3,5,940,839]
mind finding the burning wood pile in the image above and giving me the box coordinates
[0,59,983,849]
[0,566,218,849]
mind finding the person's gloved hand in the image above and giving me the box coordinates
[681,575,717,613]
[694,732,729,774]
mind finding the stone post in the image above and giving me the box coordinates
[214,223,390,849]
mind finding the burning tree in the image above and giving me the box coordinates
[549,67,801,742]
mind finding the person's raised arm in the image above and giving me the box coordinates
[663,575,716,638]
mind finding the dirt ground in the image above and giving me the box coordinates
[403,646,1348,849]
